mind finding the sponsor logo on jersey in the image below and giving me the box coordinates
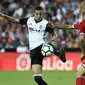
[29,27,40,32]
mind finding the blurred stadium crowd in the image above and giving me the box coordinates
[0,0,84,50]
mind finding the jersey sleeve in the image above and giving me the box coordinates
[79,20,85,34]
[73,23,79,29]
[73,20,85,35]
[45,22,54,34]
[19,18,29,25]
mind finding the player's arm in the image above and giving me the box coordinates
[54,23,74,30]
[47,22,74,30]
[0,12,28,25]
[0,12,19,23]
[79,34,85,61]
[46,22,58,39]
[79,34,85,54]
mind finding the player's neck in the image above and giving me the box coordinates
[34,18,43,23]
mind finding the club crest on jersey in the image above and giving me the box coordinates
[39,25,42,29]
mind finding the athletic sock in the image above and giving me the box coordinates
[76,76,85,85]
[33,74,48,85]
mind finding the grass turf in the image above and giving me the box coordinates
[0,71,76,85]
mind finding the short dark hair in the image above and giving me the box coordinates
[34,6,43,11]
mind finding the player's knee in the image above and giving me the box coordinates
[32,64,42,74]
[32,69,41,74]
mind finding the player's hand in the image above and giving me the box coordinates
[68,25,72,28]
[80,54,85,61]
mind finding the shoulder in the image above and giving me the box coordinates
[19,17,29,25]
[40,18,48,26]
[43,18,48,21]
[81,20,85,23]
[80,20,85,25]
[42,18,48,23]
[77,20,85,28]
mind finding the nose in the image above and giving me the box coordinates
[37,15,41,18]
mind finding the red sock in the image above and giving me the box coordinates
[76,77,85,85]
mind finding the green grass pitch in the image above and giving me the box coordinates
[0,71,76,85]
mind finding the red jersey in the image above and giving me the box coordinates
[73,20,85,35]
[73,20,85,63]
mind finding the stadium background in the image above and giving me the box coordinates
[0,0,84,85]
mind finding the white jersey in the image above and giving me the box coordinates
[27,17,48,50]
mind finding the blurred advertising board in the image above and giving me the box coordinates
[0,52,81,71]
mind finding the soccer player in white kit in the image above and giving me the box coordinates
[0,6,66,85]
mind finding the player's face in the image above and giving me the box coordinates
[81,5,85,19]
[34,10,43,21]
[82,11,85,19]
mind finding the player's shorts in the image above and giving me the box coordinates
[30,44,45,66]
[81,60,85,68]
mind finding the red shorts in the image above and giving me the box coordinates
[81,60,85,68]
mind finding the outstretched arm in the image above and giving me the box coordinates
[47,22,74,30]
[54,23,74,30]
[0,12,19,23]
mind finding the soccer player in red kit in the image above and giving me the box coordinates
[54,4,85,85]
[72,18,85,85]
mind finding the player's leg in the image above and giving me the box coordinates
[76,61,85,85]
[56,48,66,62]
[76,76,85,85]
[32,64,47,85]
[48,43,66,63]
[76,64,85,77]
[30,45,48,85]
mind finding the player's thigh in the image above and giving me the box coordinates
[32,64,42,74]
[77,65,85,76]
[30,45,44,74]
[30,44,44,65]
[77,61,85,76]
